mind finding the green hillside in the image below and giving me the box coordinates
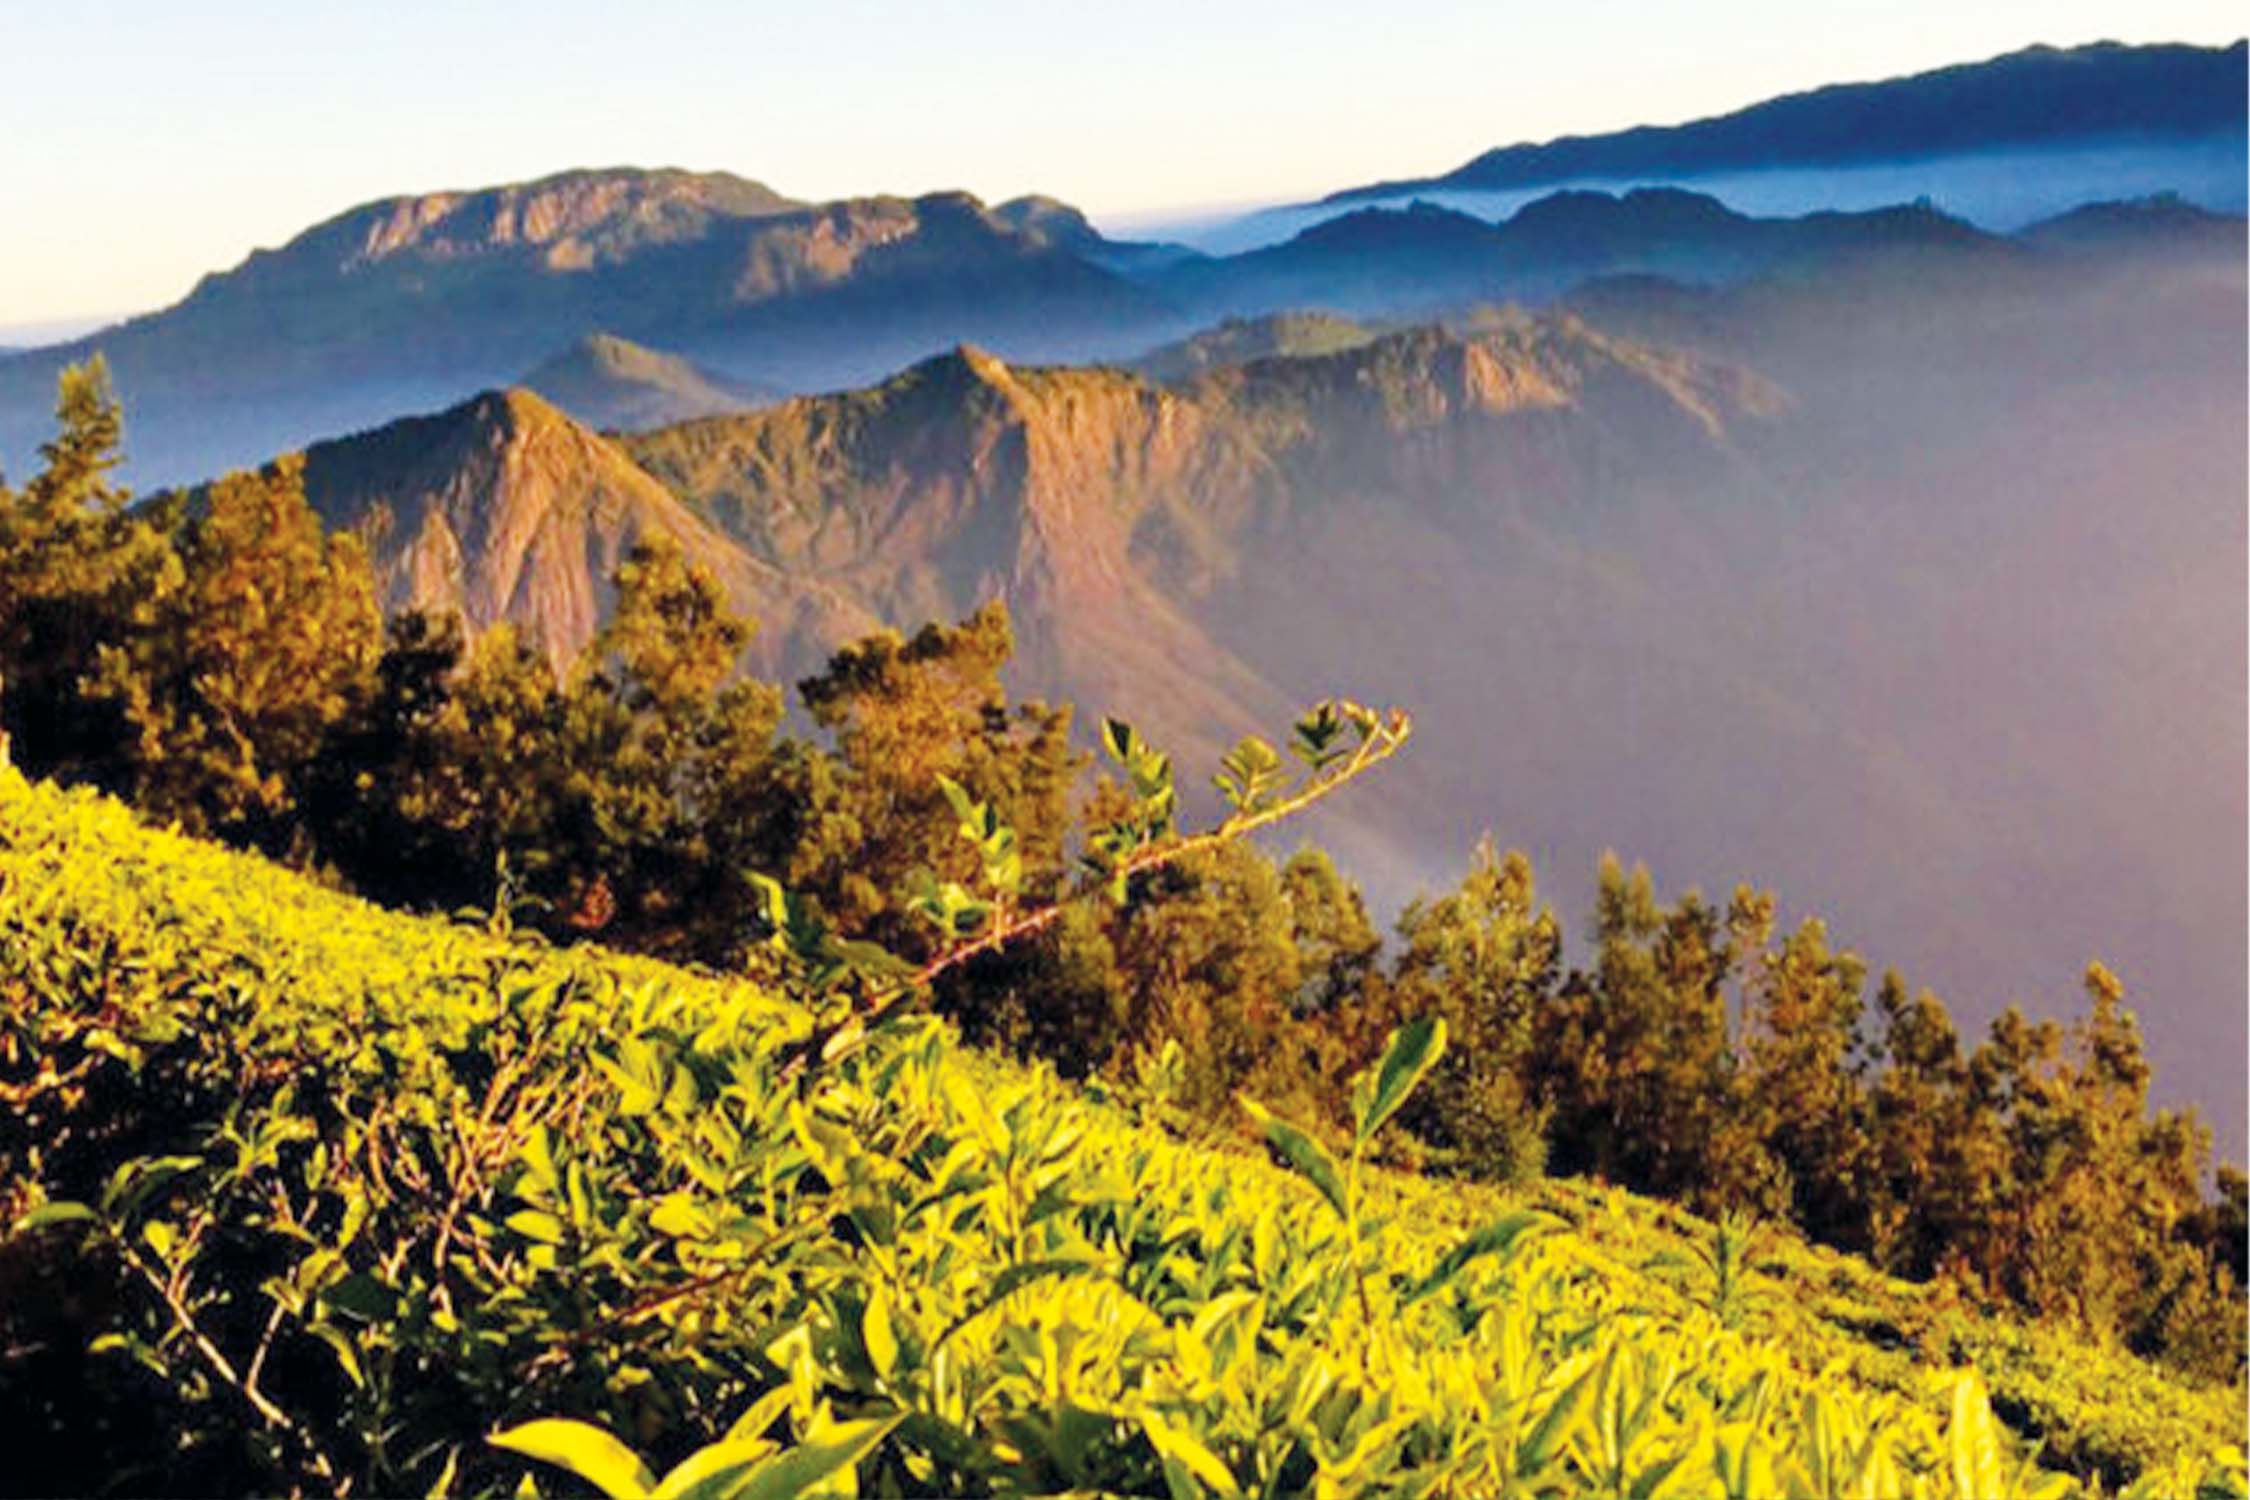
[2,766,2240,1497]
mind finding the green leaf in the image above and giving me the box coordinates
[1239,1098,1348,1223]
[11,1200,95,1232]
[649,1194,711,1239]
[1520,1360,1598,1476]
[490,1419,657,1500]
[1357,1016,1446,1142]
[1948,1371,2007,1500]
[649,1437,780,1500]
[935,773,979,828]
[1140,1409,1243,1499]
[710,1413,903,1500]
[863,1285,898,1379]
[1405,1209,1561,1303]
[100,1154,201,1218]
[504,1209,567,1245]
[935,1257,1109,1349]
[1101,718,1140,765]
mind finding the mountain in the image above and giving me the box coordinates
[1323,40,2249,205]
[298,388,778,664]
[0,168,1186,488]
[2018,191,2250,256]
[1131,311,1378,382]
[518,332,780,430]
[298,319,1779,793]
[1154,188,2016,318]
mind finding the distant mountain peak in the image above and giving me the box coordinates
[1319,39,2248,205]
[295,166,806,275]
[992,195,1101,251]
[2020,192,2249,252]
[520,332,776,431]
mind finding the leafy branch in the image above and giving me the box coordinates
[761,700,1411,1074]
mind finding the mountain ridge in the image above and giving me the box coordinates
[1321,39,2249,205]
[518,332,781,430]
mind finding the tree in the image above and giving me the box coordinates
[1536,858,1750,1206]
[1864,972,1998,1279]
[0,361,178,783]
[1385,841,1558,1182]
[1102,840,1316,1119]
[787,601,1076,959]
[1280,847,1383,1018]
[1739,915,1873,1249]
[550,537,785,952]
[89,455,379,848]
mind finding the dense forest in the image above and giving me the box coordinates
[3,360,2242,1406]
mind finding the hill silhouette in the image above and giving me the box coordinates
[1323,40,2249,205]
[518,332,781,430]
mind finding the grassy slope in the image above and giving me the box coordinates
[1,766,2240,1496]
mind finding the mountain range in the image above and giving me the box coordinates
[0,172,1182,487]
[1321,39,2248,205]
[5,36,2244,493]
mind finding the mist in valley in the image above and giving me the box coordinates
[1149,136,2249,254]
[1258,245,2246,1155]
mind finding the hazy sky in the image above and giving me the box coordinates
[1,0,2241,331]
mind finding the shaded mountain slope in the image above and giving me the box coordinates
[1155,190,2020,317]
[298,389,845,667]
[1130,311,1377,382]
[518,332,780,430]
[0,169,1185,487]
[1324,39,2249,205]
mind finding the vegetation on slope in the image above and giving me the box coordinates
[3,767,2243,1497]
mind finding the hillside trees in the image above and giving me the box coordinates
[92,456,382,848]
[1532,859,1752,1207]
[788,601,1077,959]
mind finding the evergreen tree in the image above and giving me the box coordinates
[1387,841,1558,1183]
[89,455,379,848]
[1740,916,1874,1249]
[0,361,178,782]
[789,602,1076,956]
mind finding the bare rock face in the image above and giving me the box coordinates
[340,169,804,270]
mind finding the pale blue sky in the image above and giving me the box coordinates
[0,0,2241,331]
